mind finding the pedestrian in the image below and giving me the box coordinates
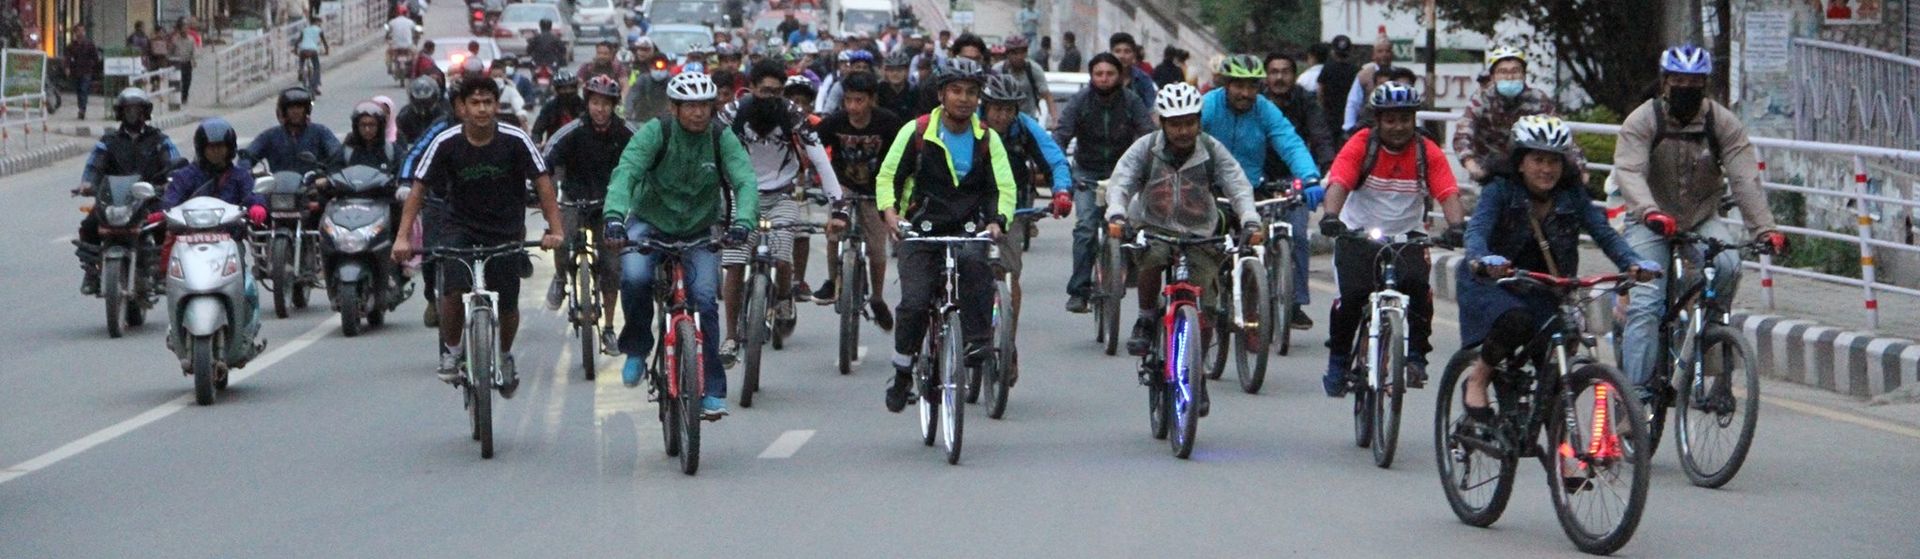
[171,17,198,105]
[127,21,150,54]
[1015,1,1040,46]
[66,25,103,120]
[1036,36,1053,71]
[1297,42,1328,94]
[1152,45,1186,87]
[1315,35,1359,129]
[148,22,174,76]
[1056,32,1082,72]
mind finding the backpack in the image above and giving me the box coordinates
[646,117,735,222]
[728,101,815,176]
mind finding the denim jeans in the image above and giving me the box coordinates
[75,75,93,116]
[1066,169,1110,298]
[1620,218,1743,389]
[1282,203,1312,306]
[618,220,726,399]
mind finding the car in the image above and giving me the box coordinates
[529,0,573,22]
[569,0,624,39]
[648,0,725,27]
[647,23,714,62]
[494,3,570,59]
[751,8,818,42]
[1047,71,1089,104]
[429,37,502,74]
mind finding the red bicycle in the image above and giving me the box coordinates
[627,233,723,476]
[1121,227,1228,459]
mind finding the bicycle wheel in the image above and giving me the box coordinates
[1148,379,1168,440]
[1270,238,1296,356]
[1100,238,1126,356]
[1371,313,1406,468]
[468,308,496,459]
[658,359,680,456]
[1351,324,1374,449]
[1233,258,1269,393]
[1645,361,1673,458]
[675,320,702,475]
[740,273,769,408]
[1434,348,1516,527]
[1168,305,1202,459]
[985,280,1014,419]
[1676,326,1759,488]
[1205,301,1227,381]
[837,246,861,375]
[1549,363,1650,555]
[940,314,965,465]
[574,252,597,380]
[918,336,938,447]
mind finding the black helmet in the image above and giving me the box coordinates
[113,87,153,124]
[192,118,239,164]
[408,76,440,102]
[934,57,986,89]
[277,86,315,118]
[553,69,579,90]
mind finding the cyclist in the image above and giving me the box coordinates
[391,70,565,397]
[241,87,341,175]
[73,88,180,295]
[622,42,672,124]
[530,70,585,145]
[815,71,906,328]
[988,35,1057,122]
[541,75,636,354]
[1457,115,1658,429]
[603,72,760,418]
[1204,54,1325,330]
[576,41,628,85]
[978,71,1073,372]
[293,15,328,94]
[815,49,874,115]
[1261,52,1337,169]
[1054,52,1156,314]
[1318,82,1466,397]
[1614,44,1788,405]
[877,50,921,119]
[715,59,847,368]
[783,75,820,121]
[875,57,1019,413]
[1454,46,1586,184]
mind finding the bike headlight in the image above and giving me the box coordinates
[324,220,385,253]
[104,206,134,226]
[184,208,225,229]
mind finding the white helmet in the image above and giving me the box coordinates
[1510,115,1572,155]
[1484,45,1527,68]
[1155,82,1204,119]
[667,72,718,102]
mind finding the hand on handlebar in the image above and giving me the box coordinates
[1472,254,1512,278]
[1756,231,1790,258]
[540,230,564,251]
[1241,222,1265,247]
[1318,215,1347,238]
[1643,211,1677,237]
[71,184,93,197]
[725,225,751,247]
[1106,215,1127,239]
[1629,260,1663,283]
[392,237,415,264]
[1049,191,1073,218]
[604,219,628,250]
[1301,184,1326,211]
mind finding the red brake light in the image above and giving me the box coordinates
[653,58,668,70]
[472,10,483,18]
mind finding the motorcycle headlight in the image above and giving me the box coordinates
[184,208,225,229]
[324,220,385,253]
[104,206,134,226]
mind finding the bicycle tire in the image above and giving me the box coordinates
[575,250,598,380]
[1100,238,1125,355]
[1148,380,1168,440]
[918,335,938,447]
[1169,305,1201,459]
[1676,326,1760,488]
[986,280,1013,419]
[675,319,701,475]
[1433,347,1516,527]
[1646,361,1672,458]
[1271,239,1296,356]
[1549,363,1649,555]
[468,308,496,459]
[1233,258,1268,393]
[940,314,965,465]
[741,274,769,408]
[837,246,861,375]
[1371,314,1405,468]
[659,356,680,456]
[1351,324,1374,449]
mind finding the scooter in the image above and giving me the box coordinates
[253,156,326,319]
[162,196,267,406]
[76,174,166,338]
[319,164,412,336]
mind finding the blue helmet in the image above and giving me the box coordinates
[1367,82,1423,111]
[844,49,875,64]
[1659,44,1712,75]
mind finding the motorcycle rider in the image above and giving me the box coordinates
[541,75,636,353]
[396,76,447,149]
[409,41,443,83]
[622,37,671,123]
[241,87,342,175]
[157,118,268,352]
[488,61,532,128]
[531,70,585,145]
[527,19,568,72]
[74,88,182,295]
[343,101,405,173]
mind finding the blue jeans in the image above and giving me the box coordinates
[1066,170,1109,298]
[618,221,726,399]
[1620,218,1743,389]
[75,75,93,115]
[1282,204,1312,306]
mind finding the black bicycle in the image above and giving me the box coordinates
[559,199,609,380]
[1089,179,1127,355]
[835,194,877,376]
[739,220,822,408]
[970,207,1047,419]
[901,226,995,465]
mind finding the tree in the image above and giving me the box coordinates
[1387,0,1672,115]
[1195,0,1320,55]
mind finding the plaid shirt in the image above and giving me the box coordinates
[1451,86,1586,169]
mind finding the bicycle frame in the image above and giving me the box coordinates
[1485,272,1632,460]
[1354,233,1425,393]
[650,249,703,400]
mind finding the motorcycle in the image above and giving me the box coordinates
[75,173,167,338]
[384,22,423,86]
[469,4,502,36]
[531,64,554,109]
[318,164,412,336]
[162,196,267,406]
[252,154,326,319]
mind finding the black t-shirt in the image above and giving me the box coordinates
[1316,60,1360,118]
[817,108,905,196]
[542,118,636,200]
[416,123,549,241]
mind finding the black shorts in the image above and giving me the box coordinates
[430,219,531,314]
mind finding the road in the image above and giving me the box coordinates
[2,6,1916,558]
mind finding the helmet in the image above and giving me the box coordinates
[934,57,986,89]
[883,50,911,67]
[552,69,579,90]
[628,32,649,49]
[1002,35,1029,51]
[584,74,622,101]
[275,86,314,117]
[1659,44,1712,75]
[666,71,718,101]
[797,40,819,55]
[113,87,153,123]
[396,5,408,16]
[715,42,742,58]
[783,74,817,97]
[1510,115,1572,155]
[1484,45,1526,68]
[1367,82,1423,111]
[982,73,1027,103]
[192,118,239,163]
[1155,82,1204,118]
[408,76,439,102]
[682,62,707,75]
[352,100,388,122]
[844,49,875,64]
[1219,53,1266,80]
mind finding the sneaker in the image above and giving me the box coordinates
[1289,307,1314,330]
[700,396,730,418]
[423,299,439,328]
[544,278,565,311]
[437,351,462,384]
[600,327,620,356]
[813,280,837,305]
[793,281,813,303]
[1126,315,1157,357]
[1065,295,1091,314]
[720,338,739,369]
[869,300,895,332]
[885,367,913,412]
[497,354,521,399]
[80,272,100,296]
[1323,353,1350,398]
[622,355,646,388]
[1406,359,1429,389]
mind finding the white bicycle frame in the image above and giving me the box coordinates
[1365,290,1409,392]
[463,258,501,388]
[1224,234,1264,331]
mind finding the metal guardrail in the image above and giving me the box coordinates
[1417,111,1920,330]
[211,0,385,105]
[0,92,51,153]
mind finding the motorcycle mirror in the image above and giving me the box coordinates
[131,181,157,200]
[254,175,277,194]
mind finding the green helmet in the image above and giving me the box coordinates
[1219,54,1266,80]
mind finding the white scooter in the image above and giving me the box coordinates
[163,196,267,406]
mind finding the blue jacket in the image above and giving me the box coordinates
[1015,112,1072,193]
[1127,67,1157,115]
[241,123,343,174]
[1200,88,1321,189]
[162,161,264,211]
[400,116,457,181]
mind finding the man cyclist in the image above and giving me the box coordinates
[531,70,585,145]
[877,51,921,119]
[73,88,181,295]
[392,71,564,397]
[621,38,672,124]
[1204,54,1325,330]
[603,72,760,418]
[1261,52,1337,172]
[875,57,1019,413]
[1318,82,1466,397]
[1454,46,1586,184]
[715,59,848,368]
[527,19,568,72]
[542,75,636,354]
[1054,52,1155,314]
[241,87,341,175]
[1107,82,1263,416]
[293,15,328,94]
[815,49,874,115]
[988,35,1057,122]
[977,72,1072,368]
[1614,44,1788,406]
[815,72,906,329]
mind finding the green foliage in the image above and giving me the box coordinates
[1566,105,1620,200]
[1386,0,1668,115]
[1196,0,1320,54]
[1779,236,1863,278]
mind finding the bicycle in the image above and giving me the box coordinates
[969,207,1047,419]
[1089,179,1127,356]
[1202,198,1271,396]
[901,225,995,465]
[1435,269,1652,555]
[425,240,541,460]
[1123,228,1226,460]
[628,233,726,476]
[1609,231,1766,488]
[1258,179,1313,362]
[559,199,608,380]
[834,194,877,376]
[1341,230,1437,469]
[738,220,823,408]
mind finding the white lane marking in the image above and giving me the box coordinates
[0,316,338,485]
[757,429,816,459]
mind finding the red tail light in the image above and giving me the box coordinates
[653,58,668,70]
[472,10,483,19]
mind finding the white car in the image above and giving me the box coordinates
[429,37,502,74]
[570,0,624,40]
[494,3,570,58]
[647,23,714,62]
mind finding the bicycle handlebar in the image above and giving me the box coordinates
[1672,231,1773,257]
[424,240,541,261]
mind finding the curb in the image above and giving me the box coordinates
[1424,252,1918,398]
[46,111,204,139]
[0,139,87,178]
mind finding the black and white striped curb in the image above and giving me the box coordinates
[1428,252,1917,398]
[47,111,202,140]
[0,140,86,179]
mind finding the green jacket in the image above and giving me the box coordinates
[604,118,760,238]
[875,107,1017,226]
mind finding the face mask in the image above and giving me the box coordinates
[650,69,670,81]
[1495,79,1524,98]
[746,95,784,133]
[1666,86,1705,122]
